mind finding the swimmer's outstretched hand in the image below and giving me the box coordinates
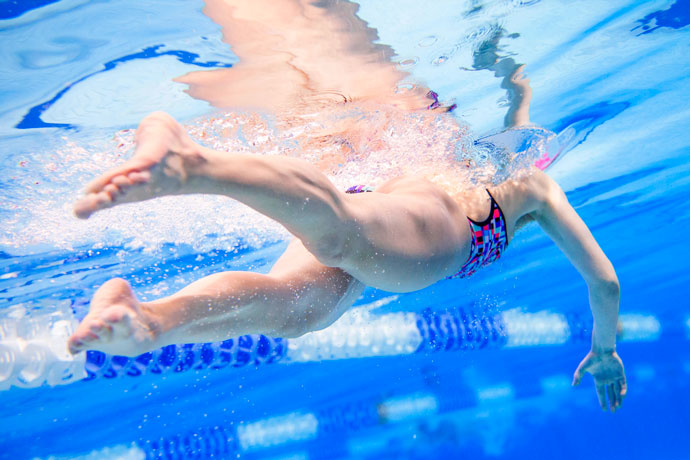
[572,349,627,412]
[73,112,203,219]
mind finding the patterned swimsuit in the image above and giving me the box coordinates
[446,189,508,278]
[345,186,509,279]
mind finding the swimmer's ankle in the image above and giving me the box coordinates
[182,145,240,193]
[162,142,216,194]
[138,298,188,349]
[185,145,214,174]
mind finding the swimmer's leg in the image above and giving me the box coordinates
[74,112,464,290]
[74,111,354,265]
[68,239,364,356]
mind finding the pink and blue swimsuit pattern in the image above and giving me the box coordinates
[345,186,509,279]
[446,189,508,279]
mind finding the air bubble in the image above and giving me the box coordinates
[398,57,419,68]
[432,55,449,66]
[418,35,438,47]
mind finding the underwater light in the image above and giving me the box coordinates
[378,393,439,422]
[237,412,319,451]
[618,314,662,341]
[501,309,570,347]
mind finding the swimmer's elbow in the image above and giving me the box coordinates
[590,273,620,299]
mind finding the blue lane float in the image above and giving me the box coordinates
[82,307,564,380]
[83,335,289,380]
[0,298,667,389]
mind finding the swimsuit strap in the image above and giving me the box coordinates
[446,189,509,279]
[484,188,509,246]
[486,188,497,204]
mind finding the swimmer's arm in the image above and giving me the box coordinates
[503,64,533,128]
[531,174,626,411]
[531,178,619,351]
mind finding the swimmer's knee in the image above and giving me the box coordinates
[279,305,345,338]
[277,315,318,338]
[269,283,354,338]
[272,304,327,338]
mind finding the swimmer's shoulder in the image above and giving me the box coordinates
[522,168,565,205]
[505,168,567,220]
[486,168,563,226]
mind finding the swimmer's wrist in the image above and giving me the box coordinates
[591,324,617,354]
[590,345,616,355]
[591,335,617,354]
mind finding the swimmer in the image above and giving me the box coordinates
[68,110,625,411]
[67,0,626,412]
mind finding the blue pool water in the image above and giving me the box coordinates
[1,1,690,459]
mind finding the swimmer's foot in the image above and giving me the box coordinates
[73,111,206,219]
[68,278,161,357]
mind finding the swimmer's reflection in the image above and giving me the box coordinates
[175,0,433,112]
[469,26,560,170]
[470,26,530,123]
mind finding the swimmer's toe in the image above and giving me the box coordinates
[73,192,112,219]
[73,169,153,218]
[102,307,132,336]
[88,319,113,342]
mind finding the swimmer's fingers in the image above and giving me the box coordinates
[572,366,584,386]
[571,354,592,386]
[614,378,627,410]
[607,383,618,412]
[618,378,627,398]
[127,171,151,184]
[609,382,623,411]
[85,164,137,194]
[572,353,608,410]
[573,350,626,411]
[595,382,608,411]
